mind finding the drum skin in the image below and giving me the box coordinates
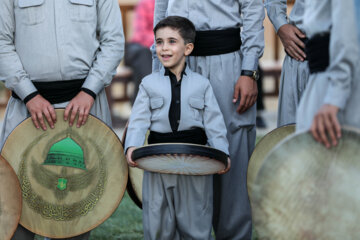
[247,124,295,200]
[251,127,360,240]
[0,155,22,240]
[132,143,228,175]
[1,109,128,238]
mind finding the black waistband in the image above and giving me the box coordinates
[305,33,330,73]
[148,128,208,145]
[191,28,241,56]
[12,79,85,104]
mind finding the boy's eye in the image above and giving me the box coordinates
[169,39,176,44]
[156,40,163,45]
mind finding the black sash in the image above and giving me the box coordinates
[12,79,85,104]
[191,28,241,56]
[305,33,330,73]
[148,128,207,145]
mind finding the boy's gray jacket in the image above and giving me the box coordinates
[125,66,229,155]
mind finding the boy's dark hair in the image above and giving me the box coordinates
[153,16,196,44]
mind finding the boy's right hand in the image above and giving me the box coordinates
[126,147,138,167]
[26,94,56,131]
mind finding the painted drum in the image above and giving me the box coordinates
[0,155,22,240]
[1,109,128,238]
[251,127,360,240]
[132,143,228,175]
[247,124,295,200]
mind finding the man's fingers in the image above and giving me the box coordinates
[323,113,337,146]
[31,114,40,129]
[294,27,306,39]
[329,112,342,142]
[43,109,54,129]
[69,106,79,126]
[37,112,47,131]
[317,116,330,148]
[64,104,72,121]
[48,106,57,123]
[237,95,247,113]
[288,45,303,61]
[76,108,85,128]
[233,86,240,103]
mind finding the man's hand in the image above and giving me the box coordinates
[26,94,56,130]
[278,24,307,61]
[217,157,231,174]
[126,147,138,167]
[310,104,341,148]
[233,75,258,114]
[64,91,95,128]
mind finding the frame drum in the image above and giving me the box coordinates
[0,155,22,240]
[252,127,360,239]
[1,109,128,238]
[247,124,295,200]
[132,143,228,175]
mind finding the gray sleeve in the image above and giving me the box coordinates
[124,82,152,153]
[151,0,168,72]
[264,0,288,32]
[0,0,37,100]
[82,0,125,95]
[203,82,229,155]
[323,0,359,109]
[240,0,265,71]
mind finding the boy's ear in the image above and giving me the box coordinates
[184,43,194,56]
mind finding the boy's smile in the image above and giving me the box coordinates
[155,27,193,78]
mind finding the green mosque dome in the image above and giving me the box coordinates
[44,137,85,170]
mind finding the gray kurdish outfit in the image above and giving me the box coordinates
[0,0,124,238]
[265,0,310,127]
[296,0,360,132]
[125,66,229,240]
[153,1,264,239]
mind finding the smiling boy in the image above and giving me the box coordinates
[125,16,229,239]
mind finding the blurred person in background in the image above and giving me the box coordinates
[265,0,310,127]
[124,0,155,104]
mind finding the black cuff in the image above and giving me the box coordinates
[23,91,39,104]
[81,88,96,100]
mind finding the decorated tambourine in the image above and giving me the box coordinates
[251,126,360,240]
[0,155,22,240]
[1,109,128,238]
[247,124,295,200]
[132,143,228,175]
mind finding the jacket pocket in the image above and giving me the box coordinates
[17,0,45,25]
[150,97,164,120]
[189,97,204,121]
[68,0,95,22]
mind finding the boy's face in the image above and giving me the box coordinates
[155,27,194,73]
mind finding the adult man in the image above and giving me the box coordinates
[265,0,310,126]
[153,1,264,239]
[0,0,124,239]
[296,0,360,147]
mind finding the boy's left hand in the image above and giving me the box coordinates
[64,91,95,128]
[126,147,138,167]
[233,76,258,114]
[310,104,341,148]
[217,157,231,174]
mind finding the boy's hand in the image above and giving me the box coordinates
[310,104,341,148]
[233,76,258,114]
[217,157,231,174]
[64,91,94,128]
[26,94,56,131]
[126,147,138,167]
[278,24,307,61]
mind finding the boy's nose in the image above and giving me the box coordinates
[162,42,169,50]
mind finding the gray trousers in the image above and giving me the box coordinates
[142,171,214,240]
[188,52,255,240]
[3,89,111,240]
[277,55,310,127]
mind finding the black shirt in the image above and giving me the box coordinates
[164,65,187,132]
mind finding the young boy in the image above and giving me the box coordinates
[125,16,230,240]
